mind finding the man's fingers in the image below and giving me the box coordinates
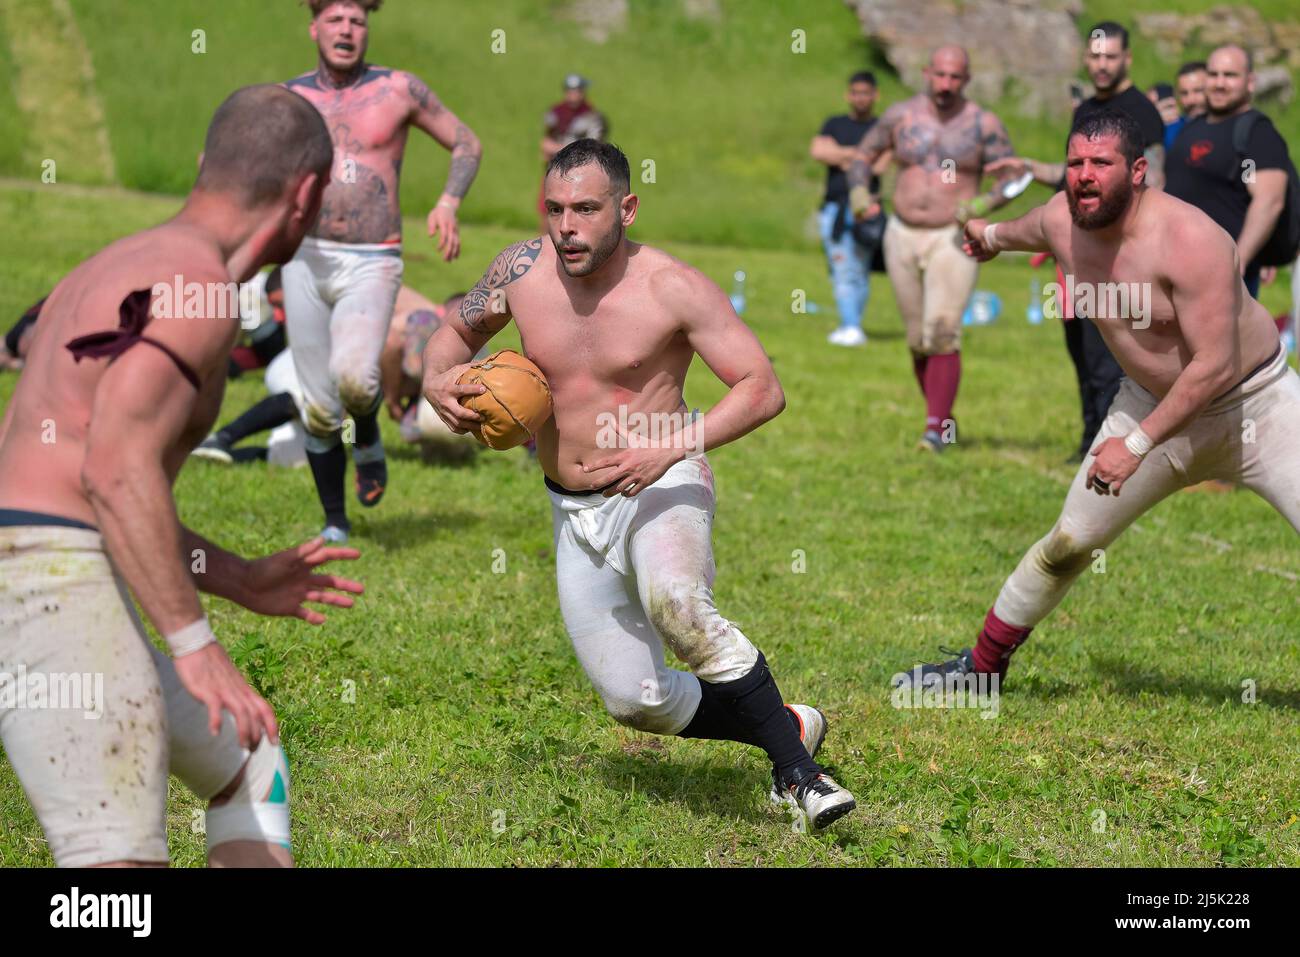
[206,697,223,737]
[303,546,362,567]
[305,588,357,608]
[308,572,365,594]
[583,457,623,473]
[296,605,327,625]
[255,695,279,746]
[297,536,325,558]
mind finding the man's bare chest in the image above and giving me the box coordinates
[894,114,983,171]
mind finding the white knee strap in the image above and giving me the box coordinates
[206,739,291,852]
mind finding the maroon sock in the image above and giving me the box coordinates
[971,607,1032,677]
[911,353,929,396]
[923,351,961,433]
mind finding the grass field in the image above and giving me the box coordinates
[1,181,1298,867]
[1,0,1297,248]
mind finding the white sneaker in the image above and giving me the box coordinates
[827,326,867,347]
[786,704,827,759]
[771,767,857,830]
[321,524,350,544]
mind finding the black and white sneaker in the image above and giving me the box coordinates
[191,433,234,464]
[891,646,975,690]
[771,766,857,830]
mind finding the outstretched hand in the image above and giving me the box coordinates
[238,537,364,624]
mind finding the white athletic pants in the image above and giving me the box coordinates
[550,456,759,735]
[995,347,1300,628]
[282,237,404,441]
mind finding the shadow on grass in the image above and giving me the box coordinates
[385,440,482,469]
[591,750,777,826]
[957,433,1074,457]
[1090,654,1300,711]
[355,507,482,551]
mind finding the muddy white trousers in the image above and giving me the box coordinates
[549,456,759,735]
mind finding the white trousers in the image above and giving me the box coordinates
[550,456,758,735]
[282,236,404,440]
[995,347,1300,628]
[0,526,247,866]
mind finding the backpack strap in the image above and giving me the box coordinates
[1231,109,1262,160]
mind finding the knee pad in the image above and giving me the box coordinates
[206,739,291,853]
[303,426,343,455]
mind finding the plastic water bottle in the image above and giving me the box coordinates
[729,270,746,315]
[1027,279,1044,325]
[1283,324,1296,355]
[962,290,1000,326]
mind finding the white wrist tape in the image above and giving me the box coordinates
[983,222,1002,252]
[1124,427,1155,459]
[166,616,217,657]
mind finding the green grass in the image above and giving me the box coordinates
[2,183,1299,867]
[0,0,1280,249]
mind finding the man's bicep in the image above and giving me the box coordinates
[459,238,543,337]
[1170,243,1237,357]
[683,284,772,388]
[1246,168,1288,201]
[981,114,1015,169]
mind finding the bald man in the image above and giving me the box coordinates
[848,45,1018,452]
[1166,44,1294,302]
[0,86,363,867]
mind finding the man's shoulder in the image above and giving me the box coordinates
[640,247,715,303]
[1151,190,1234,258]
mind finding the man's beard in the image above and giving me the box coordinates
[1092,65,1126,94]
[555,220,622,277]
[1208,90,1249,118]
[1067,178,1133,230]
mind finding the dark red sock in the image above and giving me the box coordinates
[923,351,961,433]
[911,353,929,396]
[971,608,1032,677]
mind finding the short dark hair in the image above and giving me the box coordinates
[196,85,333,206]
[546,139,631,198]
[849,71,876,87]
[1178,60,1206,77]
[1069,107,1143,168]
[1087,21,1129,51]
[304,0,382,16]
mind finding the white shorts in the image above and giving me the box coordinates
[282,237,404,438]
[549,456,758,735]
[0,524,247,866]
[263,350,307,468]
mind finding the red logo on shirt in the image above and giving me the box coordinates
[1189,140,1214,165]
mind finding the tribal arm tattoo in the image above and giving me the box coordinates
[848,104,900,192]
[459,238,543,336]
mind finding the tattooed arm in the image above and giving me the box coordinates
[957,111,1021,222]
[848,103,901,219]
[404,71,482,261]
[421,239,544,432]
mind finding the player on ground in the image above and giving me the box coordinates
[283,0,482,542]
[895,109,1297,689]
[421,140,856,829]
[847,45,1018,452]
[0,86,364,867]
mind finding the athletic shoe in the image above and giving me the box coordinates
[771,766,857,830]
[916,429,945,453]
[321,524,350,544]
[785,703,827,760]
[827,325,867,347]
[190,433,234,464]
[891,645,975,690]
[769,704,829,806]
[355,457,387,508]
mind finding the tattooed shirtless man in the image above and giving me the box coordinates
[421,140,856,831]
[848,45,1018,452]
[283,0,482,541]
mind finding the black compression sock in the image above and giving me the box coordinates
[677,654,814,779]
[306,441,349,529]
[218,392,298,446]
[352,406,381,449]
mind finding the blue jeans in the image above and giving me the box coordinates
[818,201,871,329]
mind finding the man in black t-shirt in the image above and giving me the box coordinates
[810,71,886,347]
[985,21,1166,462]
[1166,44,1291,301]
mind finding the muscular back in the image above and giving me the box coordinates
[284,66,418,244]
[863,95,1013,227]
[1041,189,1278,396]
[0,228,236,524]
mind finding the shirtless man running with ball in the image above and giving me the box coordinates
[421,140,855,829]
[896,109,1299,689]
